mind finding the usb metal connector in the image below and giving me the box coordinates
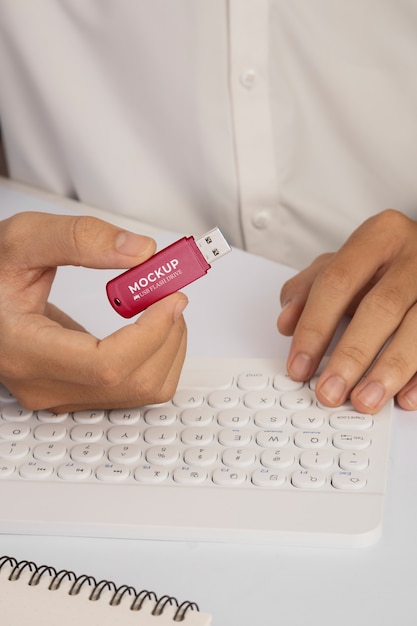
[195,227,232,265]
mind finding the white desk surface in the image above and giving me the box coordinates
[0,178,416,625]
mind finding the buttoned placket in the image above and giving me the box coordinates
[227,0,283,255]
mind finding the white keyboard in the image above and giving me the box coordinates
[0,358,393,547]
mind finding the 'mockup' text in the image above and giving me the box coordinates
[128,259,180,293]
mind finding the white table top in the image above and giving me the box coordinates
[0,178,416,626]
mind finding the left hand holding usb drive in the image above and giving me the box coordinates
[0,211,188,412]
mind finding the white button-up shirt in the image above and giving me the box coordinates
[1,0,417,269]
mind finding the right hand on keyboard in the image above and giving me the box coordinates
[0,211,188,412]
[278,209,417,414]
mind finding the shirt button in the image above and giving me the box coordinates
[240,68,258,89]
[251,210,271,230]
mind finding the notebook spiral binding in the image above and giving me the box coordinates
[0,556,199,622]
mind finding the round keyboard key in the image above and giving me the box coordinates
[256,429,290,448]
[339,450,369,471]
[251,468,286,487]
[300,449,334,470]
[0,422,31,440]
[0,460,15,477]
[58,462,91,480]
[280,390,313,410]
[0,441,29,459]
[208,390,240,409]
[183,446,217,467]
[333,431,371,450]
[273,373,304,391]
[222,447,256,468]
[173,389,204,408]
[218,428,252,447]
[1,403,33,422]
[173,465,207,484]
[260,448,294,469]
[329,411,373,430]
[144,406,177,426]
[108,408,141,425]
[33,423,67,442]
[108,444,142,465]
[96,463,130,482]
[70,424,103,443]
[237,372,268,390]
[143,426,177,445]
[294,431,327,449]
[180,407,214,427]
[19,461,54,480]
[37,410,69,423]
[332,471,367,490]
[33,442,67,462]
[145,445,179,465]
[217,408,251,427]
[291,469,326,489]
[181,427,214,446]
[70,443,104,463]
[72,410,105,424]
[254,408,289,428]
[291,409,326,429]
[316,400,352,411]
[244,390,276,409]
[107,425,141,444]
[212,467,247,486]
[134,464,168,483]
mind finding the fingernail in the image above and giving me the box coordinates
[402,385,417,410]
[319,375,347,406]
[289,353,313,380]
[115,231,154,256]
[356,381,385,410]
[173,296,188,321]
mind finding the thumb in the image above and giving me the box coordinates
[1,211,156,270]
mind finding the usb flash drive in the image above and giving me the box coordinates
[106,227,231,318]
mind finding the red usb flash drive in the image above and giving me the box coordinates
[106,227,231,318]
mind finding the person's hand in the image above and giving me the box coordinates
[0,211,188,412]
[278,209,417,413]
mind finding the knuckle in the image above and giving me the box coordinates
[313,252,335,267]
[94,359,124,388]
[381,353,411,381]
[336,343,371,370]
[367,209,414,245]
[0,212,32,257]
[376,208,409,229]
[361,285,404,319]
[70,216,102,255]
[297,321,328,344]
[316,262,354,295]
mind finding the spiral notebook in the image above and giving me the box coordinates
[0,556,212,625]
